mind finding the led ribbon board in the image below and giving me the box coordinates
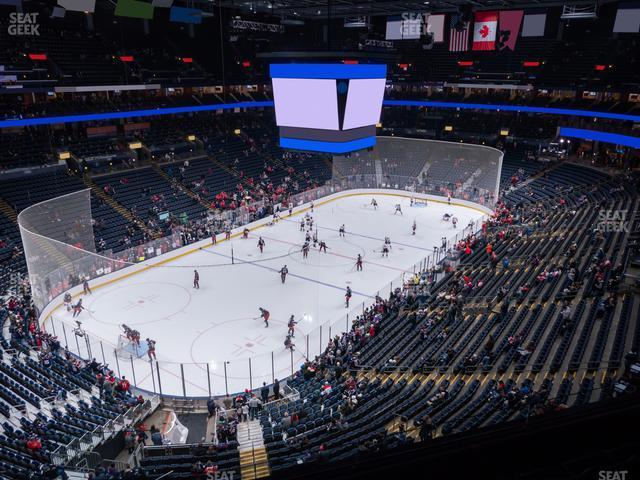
[269,64,387,154]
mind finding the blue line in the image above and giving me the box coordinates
[559,127,640,148]
[279,136,376,153]
[281,218,434,253]
[203,248,375,299]
[270,64,387,79]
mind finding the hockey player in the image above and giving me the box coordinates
[355,254,363,271]
[339,224,346,237]
[193,269,200,289]
[319,240,328,253]
[384,237,392,249]
[345,286,352,308]
[259,308,270,328]
[310,201,314,213]
[447,193,451,205]
[394,204,403,215]
[371,198,378,209]
[381,244,390,258]
[287,315,297,337]
[452,216,458,229]
[242,228,250,239]
[305,231,311,244]
[72,298,85,318]
[225,229,231,240]
[64,292,73,311]
[284,334,295,351]
[302,241,310,259]
[442,213,451,222]
[279,265,289,284]
[312,230,318,247]
[288,203,293,216]
[257,237,265,253]
[146,338,156,360]
[211,232,217,245]
[83,278,92,295]
[412,220,417,236]
[300,218,305,231]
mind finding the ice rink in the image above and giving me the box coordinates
[47,193,486,396]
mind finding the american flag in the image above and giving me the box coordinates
[449,15,470,52]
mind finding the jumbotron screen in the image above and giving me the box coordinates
[270,64,387,154]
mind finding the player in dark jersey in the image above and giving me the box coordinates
[345,286,352,308]
[279,265,289,284]
[257,236,265,253]
[193,270,200,289]
[287,315,298,337]
[259,308,270,328]
[72,298,85,318]
[284,334,295,351]
[146,338,157,360]
[355,254,363,271]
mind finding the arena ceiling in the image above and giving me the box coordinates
[215,0,611,18]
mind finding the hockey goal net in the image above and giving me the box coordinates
[411,197,429,207]
[115,335,149,359]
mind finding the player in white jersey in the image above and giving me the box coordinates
[394,204,402,215]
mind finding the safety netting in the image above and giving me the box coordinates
[332,136,503,206]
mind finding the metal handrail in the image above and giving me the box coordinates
[50,392,161,466]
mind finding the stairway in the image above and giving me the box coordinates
[374,159,384,186]
[0,196,17,222]
[151,162,211,211]
[236,420,270,480]
[81,174,158,239]
[0,194,71,272]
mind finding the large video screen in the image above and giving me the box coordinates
[342,78,386,130]
[272,78,340,130]
[270,64,387,154]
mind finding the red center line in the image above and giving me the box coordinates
[259,234,411,273]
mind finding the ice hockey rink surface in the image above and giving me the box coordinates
[48,193,486,396]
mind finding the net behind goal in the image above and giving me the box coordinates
[116,335,149,359]
[411,197,429,207]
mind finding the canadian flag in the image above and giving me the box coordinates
[472,11,498,50]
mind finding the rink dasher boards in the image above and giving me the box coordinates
[39,189,491,397]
